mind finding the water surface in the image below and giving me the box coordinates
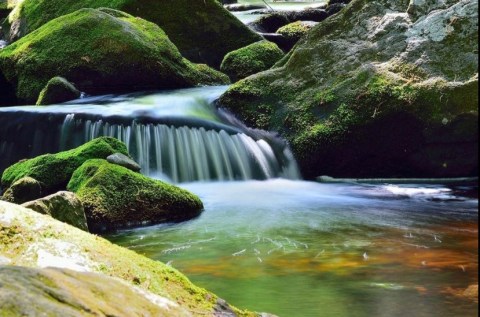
[107,179,478,317]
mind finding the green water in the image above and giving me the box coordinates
[106,180,478,316]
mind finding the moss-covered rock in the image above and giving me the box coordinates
[0,200,257,316]
[0,8,229,104]
[22,191,88,231]
[67,159,203,232]
[277,21,316,43]
[36,76,81,105]
[0,266,192,316]
[4,0,260,68]
[219,0,478,178]
[220,40,285,82]
[1,137,128,192]
[1,176,44,204]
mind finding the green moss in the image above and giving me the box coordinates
[220,40,285,82]
[67,159,203,232]
[1,137,128,192]
[7,0,260,68]
[36,76,80,105]
[277,21,310,42]
[0,8,228,103]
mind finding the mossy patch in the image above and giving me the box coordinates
[220,40,285,82]
[0,8,228,103]
[1,137,128,192]
[276,21,311,43]
[36,76,80,105]
[5,0,260,68]
[67,159,203,232]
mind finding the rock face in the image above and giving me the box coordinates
[219,0,478,179]
[221,40,285,82]
[1,176,43,204]
[67,159,203,232]
[36,76,81,105]
[1,137,129,193]
[0,201,252,316]
[106,153,141,172]
[2,0,260,68]
[22,191,88,231]
[0,266,192,317]
[0,8,228,104]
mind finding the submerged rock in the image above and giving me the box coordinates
[36,76,81,105]
[221,40,285,82]
[219,0,478,178]
[0,266,192,316]
[67,159,203,232]
[0,201,252,316]
[22,191,88,231]
[1,137,128,193]
[2,0,260,68]
[0,8,229,104]
[106,153,141,172]
[1,176,44,204]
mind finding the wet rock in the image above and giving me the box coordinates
[36,76,81,105]
[248,12,290,33]
[106,152,141,172]
[1,176,43,204]
[22,191,88,231]
[325,3,346,15]
[225,3,267,11]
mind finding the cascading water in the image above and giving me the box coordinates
[0,86,300,182]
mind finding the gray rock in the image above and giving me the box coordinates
[2,176,43,204]
[22,191,88,231]
[220,0,478,178]
[106,152,141,172]
[225,3,266,12]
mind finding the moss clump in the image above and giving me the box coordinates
[6,0,260,68]
[1,176,44,204]
[0,8,228,103]
[36,76,81,105]
[277,21,312,43]
[67,159,203,232]
[220,40,285,82]
[1,137,128,192]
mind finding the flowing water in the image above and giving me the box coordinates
[107,179,478,317]
[0,86,299,182]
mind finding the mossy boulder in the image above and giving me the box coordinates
[277,21,316,42]
[219,0,478,178]
[0,201,256,316]
[0,8,229,104]
[1,176,44,204]
[67,159,203,232]
[22,191,88,231]
[1,137,128,193]
[3,0,260,68]
[36,76,81,105]
[220,40,285,82]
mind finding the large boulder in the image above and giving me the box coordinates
[0,266,191,317]
[220,40,285,82]
[219,0,478,179]
[0,200,253,316]
[67,159,203,232]
[1,176,43,204]
[22,191,88,231]
[36,76,81,105]
[2,0,260,68]
[1,137,129,193]
[0,8,228,104]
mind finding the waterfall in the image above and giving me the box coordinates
[0,86,300,182]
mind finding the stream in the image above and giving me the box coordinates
[107,179,478,317]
